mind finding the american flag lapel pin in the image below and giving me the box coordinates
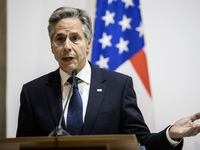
[97,89,102,92]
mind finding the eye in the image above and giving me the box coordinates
[57,36,65,41]
[55,36,65,45]
[72,36,79,41]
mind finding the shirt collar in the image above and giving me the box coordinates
[59,61,91,86]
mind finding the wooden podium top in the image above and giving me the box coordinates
[0,134,140,150]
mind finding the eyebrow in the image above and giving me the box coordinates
[70,32,81,36]
[55,32,80,36]
[55,33,65,37]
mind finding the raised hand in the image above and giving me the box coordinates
[169,112,200,140]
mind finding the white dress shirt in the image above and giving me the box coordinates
[59,61,91,124]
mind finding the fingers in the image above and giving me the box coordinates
[189,112,200,122]
[191,127,200,136]
[186,122,200,137]
[195,112,200,120]
[187,126,200,137]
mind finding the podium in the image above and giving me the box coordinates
[0,134,143,150]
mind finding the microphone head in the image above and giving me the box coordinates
[72,69,77,76]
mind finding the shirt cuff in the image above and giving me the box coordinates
[166,126,182,147]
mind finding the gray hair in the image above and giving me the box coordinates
[48,7,92,42]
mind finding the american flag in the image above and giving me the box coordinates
[91,0,154,130]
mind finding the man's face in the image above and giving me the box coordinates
[51,18,91,75]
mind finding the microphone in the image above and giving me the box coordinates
[49,69,77,136]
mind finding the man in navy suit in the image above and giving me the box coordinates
[17,7,200,150]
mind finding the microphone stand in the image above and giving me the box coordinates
[49,70,77,136]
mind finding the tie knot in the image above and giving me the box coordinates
[67,77,79,89]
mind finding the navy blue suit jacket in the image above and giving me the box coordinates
[17,62,183,150]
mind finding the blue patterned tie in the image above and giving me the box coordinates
[67,77,83,135]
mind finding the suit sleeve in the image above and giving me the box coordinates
[120,76,183,150]
[16,85,38,137]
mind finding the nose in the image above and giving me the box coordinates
[63,38,72,52]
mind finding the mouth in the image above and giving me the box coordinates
[62,57,74,62]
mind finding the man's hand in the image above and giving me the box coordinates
[169,112,200,140]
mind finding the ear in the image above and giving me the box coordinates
[86,38,92,53]
[51,43,54,54]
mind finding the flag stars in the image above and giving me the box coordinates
[118,15,132,32]
[108,0,117,4]
[98,32,112,49]
[101,10,115,26]
[95,55,110,69]
[116,37,129,54]
[92,0,145,72]
[136,22,144,38]
[122,0,134,9]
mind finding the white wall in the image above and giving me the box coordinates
[140,0,200,149]
[7,0,200,149]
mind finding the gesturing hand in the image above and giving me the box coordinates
[169,112,200,140]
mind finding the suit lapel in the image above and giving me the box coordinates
[82,63,106,134]
[44,65,108,134]
[45,69,65,128]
